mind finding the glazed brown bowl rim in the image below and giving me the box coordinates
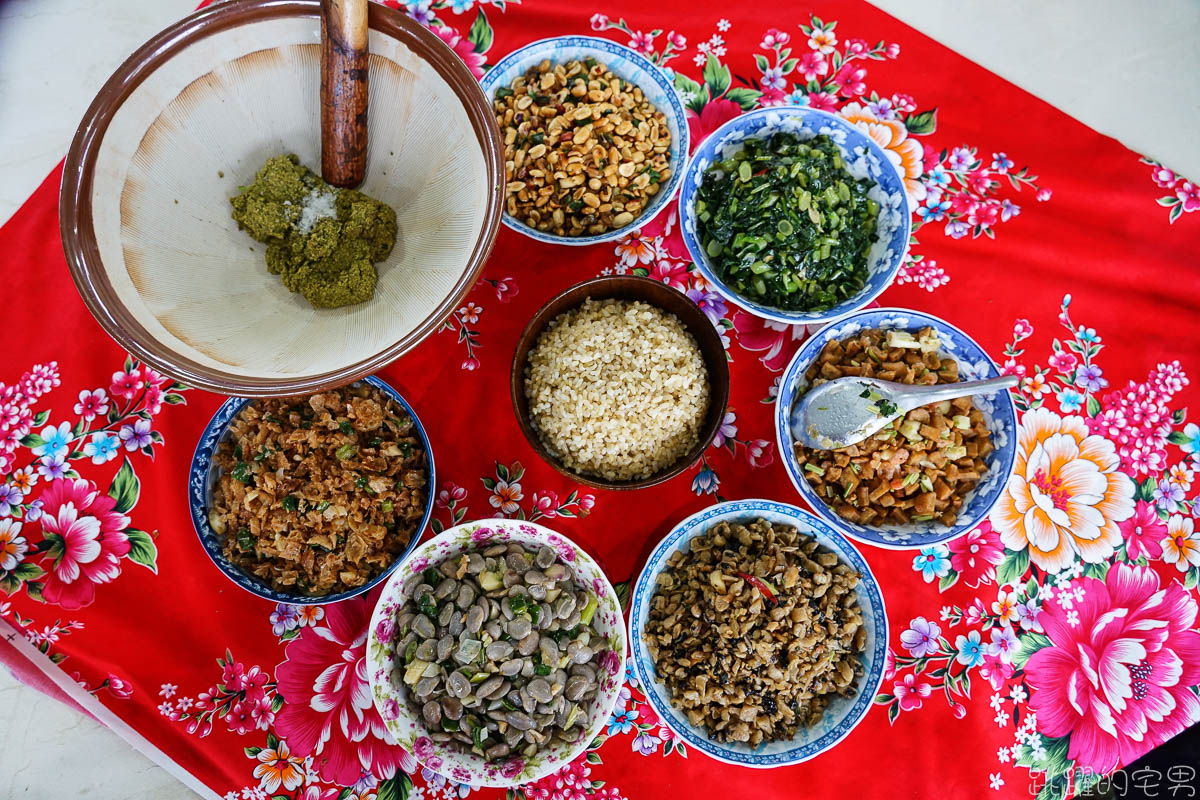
[510,275,731,491]
[59,0,505,397]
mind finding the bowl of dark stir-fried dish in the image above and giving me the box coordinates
[189,376,434,603]
[629,499,886,767]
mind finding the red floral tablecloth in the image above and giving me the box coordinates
[3,1,1200,798]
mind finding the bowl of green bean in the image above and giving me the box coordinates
[678,107,912,325]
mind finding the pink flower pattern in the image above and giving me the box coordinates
[38,478,131,610]
[274,597,413,785]
[1026,564,1200,773]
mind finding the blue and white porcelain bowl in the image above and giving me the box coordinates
[678,106,911,326]
[630,499,887,767]
[775,308,1018,550]
[479,36,689,245]
[188,376,435,605]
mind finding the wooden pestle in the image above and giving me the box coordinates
[320,0,369,188]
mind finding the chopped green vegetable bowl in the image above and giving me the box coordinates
[679,107,912,325]
[695,133,877,312]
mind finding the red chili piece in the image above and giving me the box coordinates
[736,572,778,606]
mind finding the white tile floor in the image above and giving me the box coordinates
[1,0,1197,795]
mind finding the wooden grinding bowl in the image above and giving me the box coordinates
[510,276,731,491]
[61,0,503,396]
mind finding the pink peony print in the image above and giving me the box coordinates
[746,439,774,468]
[531,490,558,518]
[1048,351,1079,374]
[805,91,839,112]
[108,369,144,401]
[1150,165,1176,188]
[599,648,621,676]
[106,673,134,699]
[1177,181,1200,212]
[73,389,109,421]
[546,533,576,563]
[38,478,131,609]
[1025,563,1200,773]
[843,38,869,56]
[381,698,401,721]
[413,736,434,761]
[832,64,867,96]
[883,648,896,680]
[893,674,931,711]
[1119,501,1166,562]
[648,259,689,289]
[436,482,467,508]
[731,311,805,372]
[140,367,172,414]
[627,30,655,56]
[686,99,741,152]
[797,52,828,82]
[947,522,1005,587]
[979,652,1014,691]
[274,596,415,784]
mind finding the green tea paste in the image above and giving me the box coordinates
[229,154,396,308]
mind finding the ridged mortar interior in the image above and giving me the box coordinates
[91,17,487,378]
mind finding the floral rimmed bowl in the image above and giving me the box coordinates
[629,499,887,767]
[677,106,912,326]
[366,519,627,787]
[775,308,1018,550]
[478,35,689,245]
[188,375,435,605]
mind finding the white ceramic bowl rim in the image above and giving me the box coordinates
[629,498,887,767]
[479,34,690,246]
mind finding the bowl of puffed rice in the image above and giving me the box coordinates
[479,36,689,245]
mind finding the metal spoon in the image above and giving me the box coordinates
[790,374,1018,450]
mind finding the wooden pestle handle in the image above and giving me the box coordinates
[320,0,369,188]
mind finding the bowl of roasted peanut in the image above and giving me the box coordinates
[479,36,689,245]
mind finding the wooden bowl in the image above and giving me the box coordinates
[510,276,730,491]
[60,0,504,396]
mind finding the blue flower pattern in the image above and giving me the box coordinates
[913,545,951,582]
[954,630,984,667]
[607,707,639,737]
